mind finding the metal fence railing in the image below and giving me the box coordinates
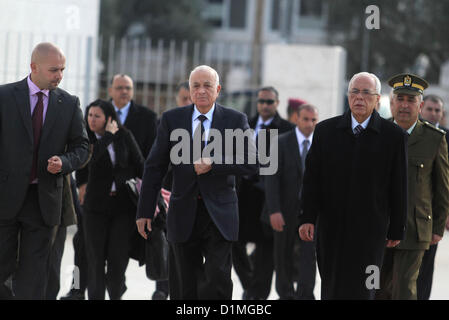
[0,32,262,117]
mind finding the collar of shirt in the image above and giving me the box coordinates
[295,127,313,155]
[27,75,50,97]
[254,115,274,139]
[192,104,215,138]
[256,115,274,129]
[27,75,50,121]
[113,101,131,125]
[351,113,371,131]
[394,119,418,135]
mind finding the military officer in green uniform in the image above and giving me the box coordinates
[377,73,449,300]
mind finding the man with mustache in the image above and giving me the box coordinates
[299,72,408,299]
[377,74,449,300]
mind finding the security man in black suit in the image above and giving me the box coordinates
[234,86,294,300]
[0,42,89,300]
[265,103,319,300]
[136,65,258,300]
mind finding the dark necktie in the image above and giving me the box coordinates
[256,123,268,151]
[354,124,364,137]
[116,109,122,125]
[301,139,310,174]
[30,92,44,182]
[196,114,208,152]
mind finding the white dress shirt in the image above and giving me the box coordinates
[351,113,371,133]
[192,104,215,145]
[295,127,313,156]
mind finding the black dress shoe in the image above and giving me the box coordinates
[59,289,85,300]
[152,290,168,300]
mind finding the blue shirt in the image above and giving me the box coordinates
[113,101,131,125]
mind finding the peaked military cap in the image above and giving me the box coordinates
[388,73,429,95]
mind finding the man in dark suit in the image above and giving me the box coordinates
[108,74,158,158]
[299,72,408,299]
[136,65,258,300]
[417,94,449,300]
[234,86,294,300]
[0,42,89,300]
[265,103,318,300]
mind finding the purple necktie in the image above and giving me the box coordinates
[30,92,44,182]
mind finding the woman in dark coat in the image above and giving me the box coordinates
[76,99,144,300]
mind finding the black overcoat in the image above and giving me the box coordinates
[299,110,408,299]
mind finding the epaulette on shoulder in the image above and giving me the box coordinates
[423,121,446,134]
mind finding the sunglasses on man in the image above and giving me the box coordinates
[257,99,276,105]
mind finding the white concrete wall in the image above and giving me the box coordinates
[262,44,347,121]
[0,0,100,108]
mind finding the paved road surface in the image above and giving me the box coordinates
[58,227,449,300]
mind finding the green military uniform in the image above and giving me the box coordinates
[378,74,449,300]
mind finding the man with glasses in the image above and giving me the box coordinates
[234,86,293,300]
[376,74,449,300]
[298,72,408,299]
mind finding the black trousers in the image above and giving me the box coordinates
[0,184,54,300]
[233,224,274,300]
[232,241,254,291]
[273,221,316,299]
[83,194,135,300]
[417,244,438,300]
[45,225,67,300]
[71,213,88,293]
[170,199,233,300]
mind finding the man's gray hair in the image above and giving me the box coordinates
[189,65,220,88]
[348,72,381,95]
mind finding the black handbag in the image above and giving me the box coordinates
[145,195,169,281]
[125,178,141,206]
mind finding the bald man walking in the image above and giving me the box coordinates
[136,65,258,299]
[0,42,89,299]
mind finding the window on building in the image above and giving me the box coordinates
[299,0,322,17]
[203,0,224,28]
[271,0,281,31]
[229,0,246,29]
[202,0,247,30]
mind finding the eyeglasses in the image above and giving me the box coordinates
[348,89,378,97]
[114,86,133,91]
[257,99,276,105]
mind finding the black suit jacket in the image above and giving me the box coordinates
[238,112,294,241]
[136,104,258,243]
[123,101,158,158]
[265,129,303,226]
[76,128,144,213]
[0,78,89,226]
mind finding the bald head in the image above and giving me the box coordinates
[31,42,64,64]
[30,42,66,90]
[109,74,134,108]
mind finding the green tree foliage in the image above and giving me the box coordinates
[326,0,449,82]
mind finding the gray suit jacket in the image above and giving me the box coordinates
[0,78,89,226]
